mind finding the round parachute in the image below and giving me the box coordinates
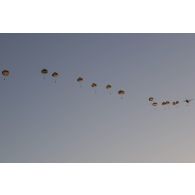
[161,101,167,106]
[165,101,170,105]
[118,90,125,99]
[172,101,179,106]
[41,69,48,79]
[77,77,84,87]
[149,97,154,102]
[91,83,97,88]
[77,77,84,82]
[2,69,10,80]
[152,102,158,107]
[106,84,112,90]
[51,72,59,82]
[184,99,193,104]
[106,84,112,94]
[41,69,48,74]
[91,83,98,93]
[51,72,59,78]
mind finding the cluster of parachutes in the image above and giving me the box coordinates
[1,68,60,82]
[1,68,127,98]
[148,97,194,107]
[76,76,126,98]
[2,68,195,104]
[41,69,60,82]
[40,69,126,98]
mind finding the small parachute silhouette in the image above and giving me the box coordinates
[161,101,171,106]
[41,69,48,79]
[184,99,194,104]
[77,77,84,87]
[41,69,48,74]
[149,97,154,102]
[51,72,59,83]
[106,84,112,94]
[172,101,179,106]
[91,83,98,93]
[165,101,170,105]
[152,102,158,107]
[161,101,167,106]
[118,90,125,99]
[2,69,10,80]
[91,83,97,88]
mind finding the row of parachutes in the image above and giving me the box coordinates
[1,68,194,104]
[1,68,126,98]
[148,97,194,107]
[76,76,126,97]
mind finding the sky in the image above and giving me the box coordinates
[1,34,195,162]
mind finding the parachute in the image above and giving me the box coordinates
[91,83,97,93]
[118,90,125,99]
[165,101,170,105]
[51,72,59,83]
[77,77,84,87]
[41,69,48,74]
[152,102,158,107]
[91,83,97,88]
[161,101,167,106]
[149,97,154,102]
[2,69,10,80]
[184,99,193,104]
[172,101,179,106]
[41,69,48,79]
[106,84,112,95]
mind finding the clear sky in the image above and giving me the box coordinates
[1,34,195,162]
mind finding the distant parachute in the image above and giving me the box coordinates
[41,69,48,79]
[41,69,48,74]
[106,84,112,90]
[175,101,179,105]
[161,101,171,106]
[165,101,170,105]
[51,72,59,82]
[118,90,125,99]
[161,101,167,106]
[91,83,97,88]
[77,77,84,83]
[184,99,193,104]
[77,77,84,87]
[106,84,112,94]
[152,102,158,107]
[172,101,179,106]
[149,97,154,102]
[91,83,98,93]
[2,69,10,80]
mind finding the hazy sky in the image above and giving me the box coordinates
[1,34,195,162]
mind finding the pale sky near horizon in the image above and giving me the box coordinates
[1,34,195,162]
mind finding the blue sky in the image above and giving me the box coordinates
[1,34,195,162]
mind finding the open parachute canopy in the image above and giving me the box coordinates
[51,72,59,78]
[106,84,112,90]
[41,69,48,75]
[77,77,84,83]
[172,101,179,106]
[184,99,193,104]
[118,90,125,98]
[118,90,125,95]
[152,102,158,107]
[2,69,10,80]
[149,97,154,102]
[91,83,97,88]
